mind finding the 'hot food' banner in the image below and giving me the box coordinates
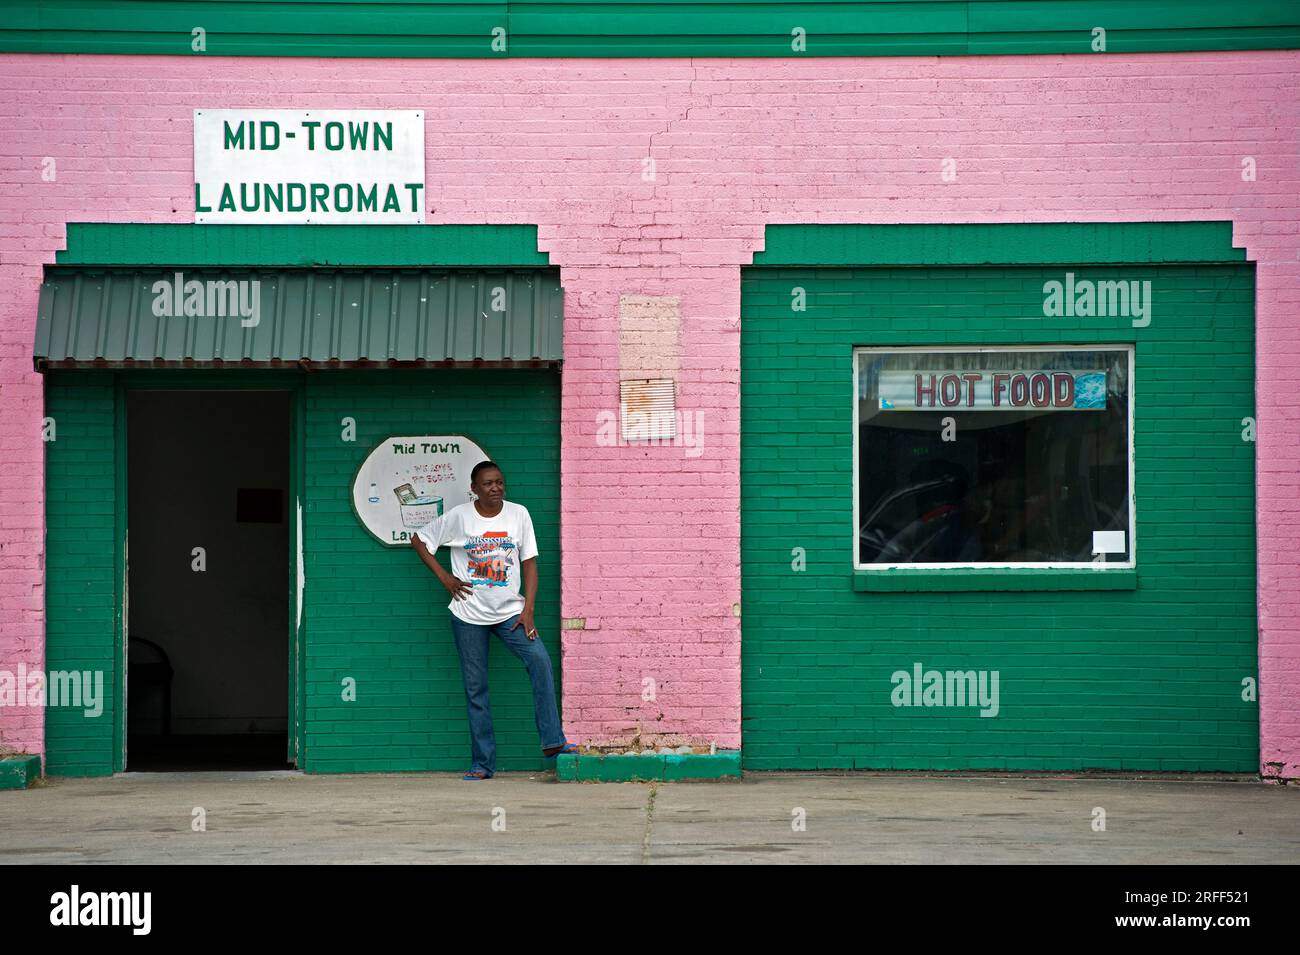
[878,370,1106,411]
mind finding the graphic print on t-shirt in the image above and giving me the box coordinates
[465,530,515,587]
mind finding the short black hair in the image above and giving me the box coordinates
[470,460,502,484]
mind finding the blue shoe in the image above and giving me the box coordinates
[543,742,579,759]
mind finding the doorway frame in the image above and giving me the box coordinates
[115,371,306,770]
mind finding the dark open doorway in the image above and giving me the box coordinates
[125,390,293,771]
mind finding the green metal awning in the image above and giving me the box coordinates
[34,267,563,370]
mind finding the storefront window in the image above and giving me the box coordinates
[855,346,1133,568]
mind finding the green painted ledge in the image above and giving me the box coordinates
[56,224,550,268]
[557,752,742,782]
[753,222,1248,267]
[854,568,1138,592]
[0,755,43,790]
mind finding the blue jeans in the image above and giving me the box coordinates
[448,612,566,774]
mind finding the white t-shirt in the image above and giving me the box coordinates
[415,500,539,625]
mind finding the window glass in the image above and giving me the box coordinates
[856,348,1131,566]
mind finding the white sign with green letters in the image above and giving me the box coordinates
[193,109,425,224]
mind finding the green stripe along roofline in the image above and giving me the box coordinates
[2,1,1298,58]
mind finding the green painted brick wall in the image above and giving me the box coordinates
[43,372,119,776]
[740,264,1257,771]
[301,368,561,772]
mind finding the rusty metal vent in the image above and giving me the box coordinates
[620,377,676,441]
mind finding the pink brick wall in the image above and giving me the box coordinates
[1,52,1296,776]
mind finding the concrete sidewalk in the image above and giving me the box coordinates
[1,771,1296,864]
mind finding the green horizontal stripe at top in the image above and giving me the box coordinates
[1,1,1297,58]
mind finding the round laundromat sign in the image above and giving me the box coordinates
[351,435,490,547]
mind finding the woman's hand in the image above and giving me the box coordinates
[443,576,472,601]
[512,610,539,640]
[412,535,472,601]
